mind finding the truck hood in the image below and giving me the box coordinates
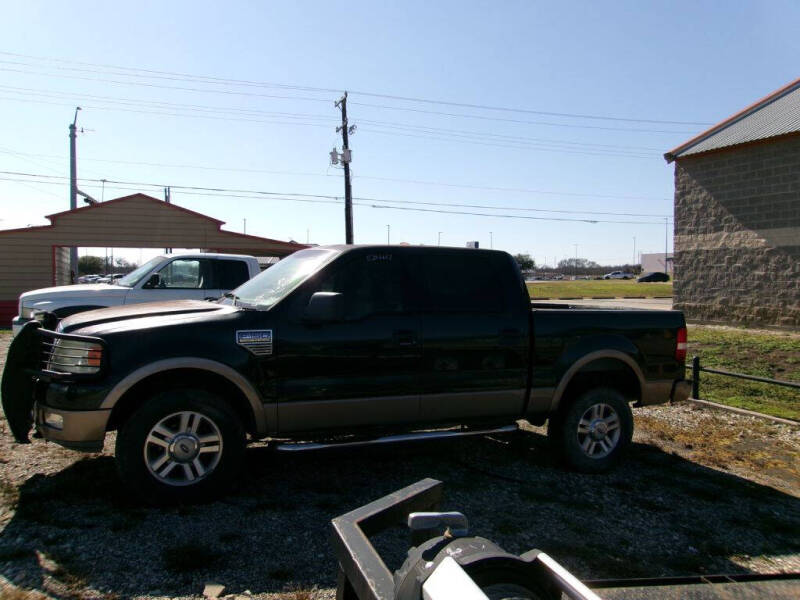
[60,300,230,334]
[20,283,129,305]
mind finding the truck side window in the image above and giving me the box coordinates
[422,254,504,313]
[157,259,214,289]
[317,255,408,320]
[216,260,250,290]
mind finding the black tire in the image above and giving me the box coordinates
[115,389,246,504]
[548,387,633,473]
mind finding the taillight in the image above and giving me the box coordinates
[675,327,687,362]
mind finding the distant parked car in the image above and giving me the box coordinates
[637,271,670,283]
[603,271,634,280]
[95,273,124,284]
[77,274,101,284]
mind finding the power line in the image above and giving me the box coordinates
[0,94,659,159]
[0,94,336,130]
[0,50,710,125]
[350,101,701,135]
[0,170,674,224]
[0,84,337,121]
[358,126,655,158]
[0,84,665,153]
[351,173,671,201]
[0,65,699,134]
[0,150,672,201]
[348,91,709,126]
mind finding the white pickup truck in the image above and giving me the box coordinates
[12,253,261,335]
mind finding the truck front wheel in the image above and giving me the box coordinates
[549,387,633,473]
[115,389,246,504]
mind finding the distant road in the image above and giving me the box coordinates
[531,297,673,310]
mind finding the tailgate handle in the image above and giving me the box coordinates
[393,329,417,346]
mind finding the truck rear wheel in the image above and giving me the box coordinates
[115,389,246,504]
[548,387,633,473]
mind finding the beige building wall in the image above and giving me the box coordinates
[0,194,306,326]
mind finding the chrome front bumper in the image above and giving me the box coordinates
[11,315,29,337]
[34,402,110,452]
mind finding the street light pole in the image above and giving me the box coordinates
[489,231,493,249]
[573,244,578,279]
[438,232,442,246]
[386,224,390,244]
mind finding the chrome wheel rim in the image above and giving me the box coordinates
[576,403,620,459]
[144,411,223,486]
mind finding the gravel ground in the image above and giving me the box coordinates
[1,331,799,600]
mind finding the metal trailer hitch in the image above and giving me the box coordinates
[331,478,600,600]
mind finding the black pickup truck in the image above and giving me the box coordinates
[2,245,690,502]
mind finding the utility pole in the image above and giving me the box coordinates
[335,92,355,244]
[633,236,636,265]
[489,231,493,249]
[386,224,390,244]
[438,232,442,246]
[164,187,172,254]
[69,107,81,282]
[664,216,669,273]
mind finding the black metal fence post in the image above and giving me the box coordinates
[692,356,700,399]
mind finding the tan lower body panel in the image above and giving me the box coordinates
[639,380,675,406]
[277,394,420,433]
[419,389,527,421]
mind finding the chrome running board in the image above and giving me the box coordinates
[274,424,518,452]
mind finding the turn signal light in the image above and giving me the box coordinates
[87,348,102,367]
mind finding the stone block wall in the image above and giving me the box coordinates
[673,135,800,328]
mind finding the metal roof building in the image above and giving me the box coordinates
[664,78,800,328]
[665,77,800,161]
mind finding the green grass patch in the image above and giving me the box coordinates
[527,280,672,299]
[688,325,800,420]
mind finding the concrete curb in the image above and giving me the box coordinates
[591,296,615,299]
[688,397,800,427]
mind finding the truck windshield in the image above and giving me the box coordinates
[228,248,338,309]
[116,256,165,287]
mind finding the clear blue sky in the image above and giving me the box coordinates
[1,1,798,266]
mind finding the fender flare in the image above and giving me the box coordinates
[550,349,645,413]
[101,358,268,435]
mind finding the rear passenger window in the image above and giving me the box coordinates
[216,260,251,290]
[422,254,504,313]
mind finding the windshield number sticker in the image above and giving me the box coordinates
[236,329,273,356]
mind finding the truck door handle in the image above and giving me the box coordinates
[393,330,417,346]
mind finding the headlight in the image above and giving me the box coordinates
[46,339,104,375]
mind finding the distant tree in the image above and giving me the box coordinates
[513,253,535,270]
[78,255,104,275]
[558,257,599,271]
[113,257,138,273]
